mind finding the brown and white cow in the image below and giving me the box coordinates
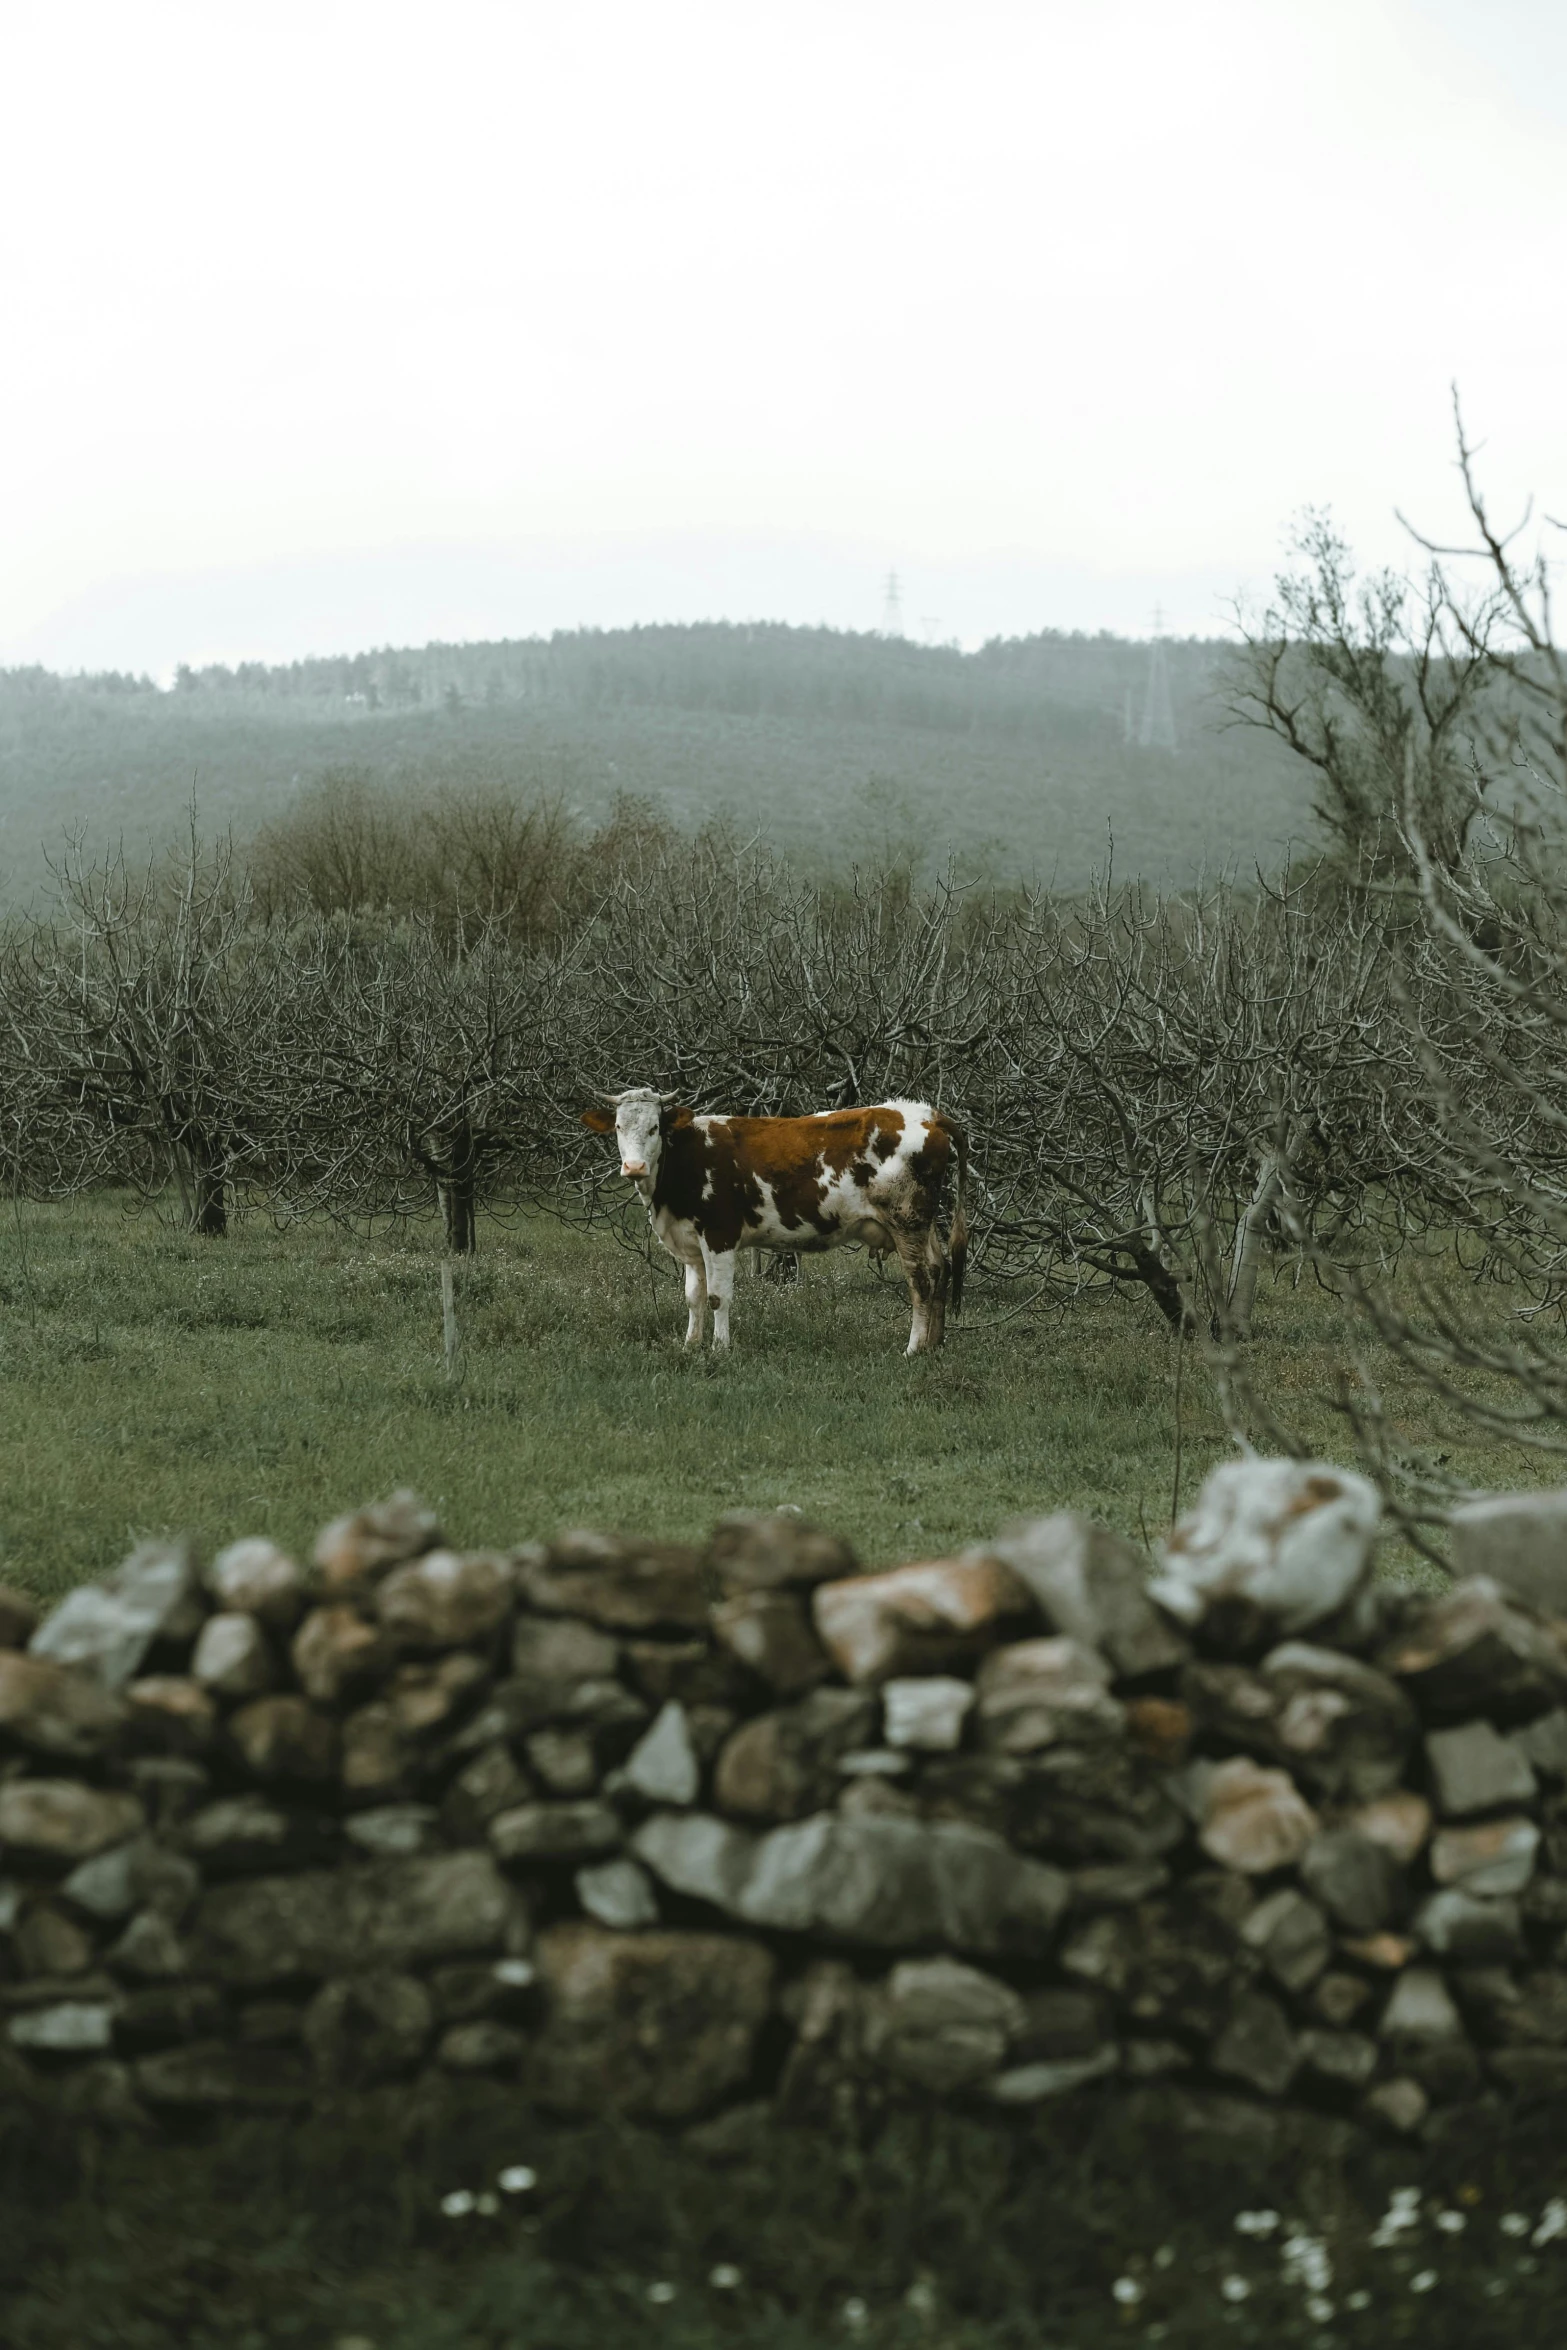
[581,1090,968,1354]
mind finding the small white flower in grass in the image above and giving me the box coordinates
[1234,2209,1280,2238]
[474,2192,499,2218]
[1345,2290,1371,2312]
[1305,2297,1334,2323]
[1112,2277,1143,2306]
[1389,2186,1420,2211]
[1281,2235,1332,2294]
[841,2295,869,2332]
[1153,2244,1176,2270]
[1220,2277,1251,2303]
[1435,2209,1466,2235]
[903,2277,937,2317]
[1484,2278,1509,2299]
[647,2281,676,2306]
[439,2190,475,2218]
[498,2164,537,2195]
[1410,2269,1438,2294]
[1500,2213,1532,2238]
[709,2265,743,2292]
[1534,2198,1567,2247]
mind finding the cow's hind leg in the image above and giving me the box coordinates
[893,1226,950,1355]
[703,1243,738,1350]
[683,1258,708,1348]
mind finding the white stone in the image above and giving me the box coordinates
[990,2046,1120,2102]
[206,1537,305,1627]
[631,1811,756,1908]
[191,1611,273,1699]
[1430,1816,1540,1897]
[624,1702,701,1806]
[1380,1967,1463,2044]
[576,1857,660,1930]
[1449,1491,1567,1615]
[1152,1461,1380,1633]
[9,2002,114,2053]
[60,1838,144,1921]
[344,1805,442,1857]
[30,1540,199,1689]
[1425,1720,1537,1817]
[883,1677,975,1751]
[737,1815,839,1931]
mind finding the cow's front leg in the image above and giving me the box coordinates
[682,1259,708,1348]
[704,1245,738,1350]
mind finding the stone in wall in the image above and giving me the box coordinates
[710,1590,831,1695]
[0,1584,40,1650]
[206,1539,306,1629]
[193,1850,516,1984]
[30,1538,204,1689]
[706,1510,857,1594]
[982,1513,1188,1680]
[1380,1580,1567,1724]
[1449,1490,1567,1617]
[528,1923,774,2117]
[714,1689,876,1820]
[517,1531,709,1632]
[314,1491,441,1590]
[812,1556,1035,1684]
[1151,1461,1380,1645]
[377,1550,516,1650]
[0,1651,125,1759]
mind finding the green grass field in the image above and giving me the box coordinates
[0,1191,1529,1603]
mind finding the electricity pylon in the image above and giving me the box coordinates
[1139,603,1178,753]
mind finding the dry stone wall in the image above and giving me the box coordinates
[5,1469,1567,2142]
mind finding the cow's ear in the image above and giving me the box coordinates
[580,1106,615,1133]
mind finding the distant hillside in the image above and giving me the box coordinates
[0,623,1313,899]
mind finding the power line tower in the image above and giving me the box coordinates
[1138,602,1178,753]
[880,570,905,638]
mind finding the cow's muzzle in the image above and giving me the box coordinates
[622,1161,647,1178]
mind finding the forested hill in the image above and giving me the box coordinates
[0,622,1312,898]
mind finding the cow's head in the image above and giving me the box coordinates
[581,1087,677,1186]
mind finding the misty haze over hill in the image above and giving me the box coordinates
[0,622,1311,901]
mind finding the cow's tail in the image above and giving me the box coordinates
[947,1119,969,1316]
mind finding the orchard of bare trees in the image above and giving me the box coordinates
[5,417,1567,1521]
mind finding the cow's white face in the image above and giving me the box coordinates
[613,1092,664,1185]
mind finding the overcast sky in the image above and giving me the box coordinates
[3,0,1564,676]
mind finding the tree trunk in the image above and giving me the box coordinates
[191,1158,228,1238]
[174,1130,228,1236]
[1125,1241,1194,1334]
[1227,1149,1284,1341]
[434,1108,478,1255]
[438,1171,476,1255]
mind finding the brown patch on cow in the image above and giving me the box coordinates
[581,1106,614,1132]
